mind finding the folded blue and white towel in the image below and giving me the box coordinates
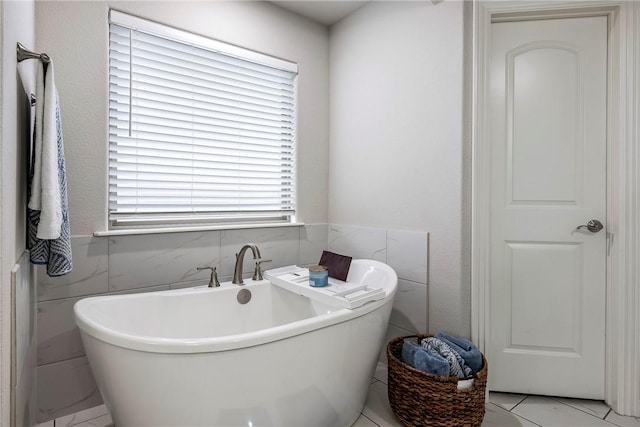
[401,340,450,376]
[28,60,72,277]
[421,337,473,379]
[435,332,483,374]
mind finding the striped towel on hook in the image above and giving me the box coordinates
[28,60,72,277]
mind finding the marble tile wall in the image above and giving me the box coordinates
[36,223,429,422]
[329,225,429,340]
[37,357,102,423]
[12,251,37,427]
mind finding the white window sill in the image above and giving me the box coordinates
[93,222,305,237]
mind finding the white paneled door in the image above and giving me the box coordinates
[489,16,607,399]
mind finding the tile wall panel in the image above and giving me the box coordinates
[13,252,35,381]
[37,236,108,302]
[37,285,173,367]
[328,224,387,262]
[298,224,329,266]
[389,279,428,333]
[109,231,221,291]
[386,229,428,284]
[14,339,37,427]
[12,252,37,427]
[37,297,85,366]
[36,357,102,423]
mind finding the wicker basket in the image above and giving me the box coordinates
[387,335,488,427]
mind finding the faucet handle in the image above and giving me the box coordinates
[252,259,272,281]
[197,266,220,288]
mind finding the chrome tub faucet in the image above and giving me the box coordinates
[233,243,270,284]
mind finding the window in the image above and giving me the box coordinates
[108,11,297,228]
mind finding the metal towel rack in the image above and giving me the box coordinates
[17,42,50,64]
[17,43,50,106]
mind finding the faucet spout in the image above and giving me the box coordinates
[232,243,262,285]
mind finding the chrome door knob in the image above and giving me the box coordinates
[576,219,604,233]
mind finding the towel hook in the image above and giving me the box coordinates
[17,42,50,64]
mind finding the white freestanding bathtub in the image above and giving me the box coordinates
[74,259,397,427]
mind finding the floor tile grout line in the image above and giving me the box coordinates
[510,396,623,427]
[488,402,543,427]
[602,410,635,427]
[523,414,544,427]
[361,412,382,427]
[548,395,612,421]
[603,408,612,421]
[508,394,528,412]
[503,398,548,427]
[57,412,112,427]
[38,353,88,368]
[508,407,544,427]
[604,415,628,427]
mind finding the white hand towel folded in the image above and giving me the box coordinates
[28,62,45,211]
[28,59,72,277]
[28,61,62,239]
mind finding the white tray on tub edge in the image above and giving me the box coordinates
[264,265,385,309]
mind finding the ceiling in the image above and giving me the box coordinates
[269,1,369,26]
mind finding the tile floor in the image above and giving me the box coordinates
[37,362,640,427]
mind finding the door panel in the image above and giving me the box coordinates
[508,242,581,351]
[510,46,581,203]
[489,16,607,399]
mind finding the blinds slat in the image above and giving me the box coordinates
[108,130,294,156]
[110,66,295,107]
[108,93,293,130]
[110,83,294,120]
[109,94,293,130]
[109,132,293,152]
[109,109,294,141]
[108,133,293,156]
[109,108,293,139]
[109,146,293,166]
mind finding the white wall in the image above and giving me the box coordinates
[329,1,470,336]
[2,0,37,425]
[35,1,330,235]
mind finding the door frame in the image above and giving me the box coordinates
[471,1,640,416]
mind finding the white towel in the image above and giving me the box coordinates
[29,61,62,239]
[28,63,45,213]
[28,59,72,277]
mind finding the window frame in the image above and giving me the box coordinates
[107,10,299,230]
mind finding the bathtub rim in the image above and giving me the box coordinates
[74,260,397,354]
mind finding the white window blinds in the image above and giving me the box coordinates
[108,11,297,227]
